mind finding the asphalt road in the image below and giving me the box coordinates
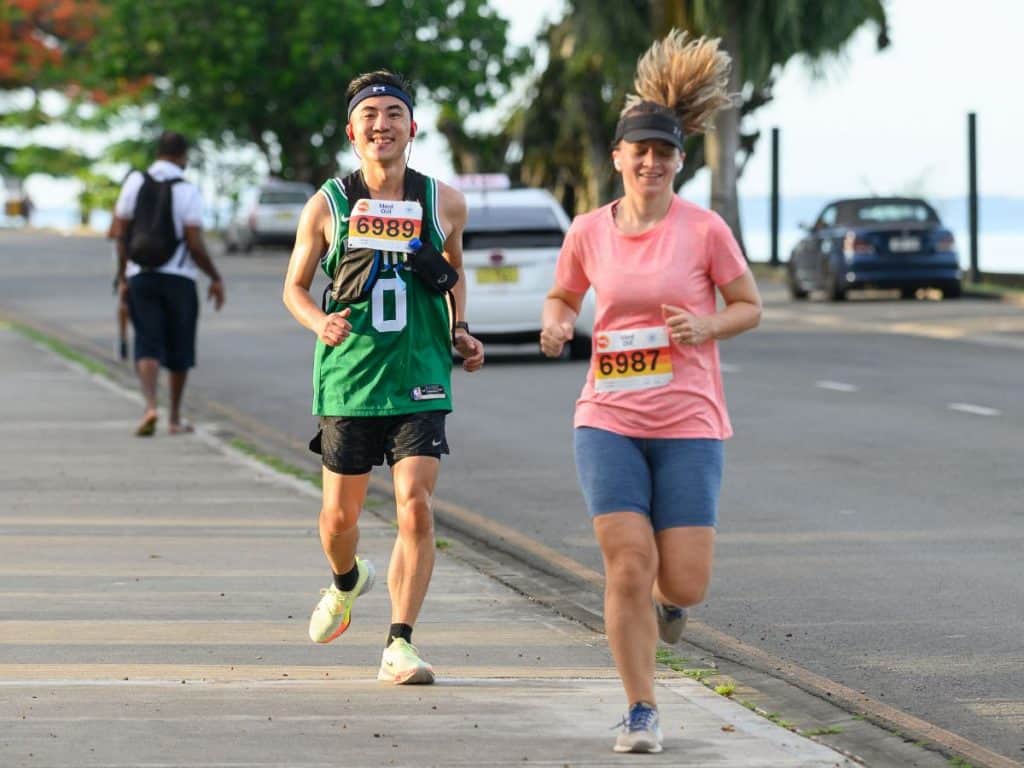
[2,230,1022,763]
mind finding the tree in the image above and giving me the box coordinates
[0,0,127,224]
[75,0,527,185]
[0,1,99,90]
[504,1,888,253]
[655,0,890,254]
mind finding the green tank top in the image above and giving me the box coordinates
[312,168,452,416]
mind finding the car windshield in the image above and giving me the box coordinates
[259,190,309,205]
[838,201,938,226]
[464,206,564,249]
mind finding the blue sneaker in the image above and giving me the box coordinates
[656,602,688,645]
[613,701,663,753]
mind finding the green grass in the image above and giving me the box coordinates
[964,278,1024,298]
[802,725,844,736]
[948,757,977,768]
[435,537,452,550]
[749,262,787,282]
[765,712,796,730]
[714,682,736,697]
[229,438,322,488]
[10,323,110,377]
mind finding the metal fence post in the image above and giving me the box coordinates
[770,127,780,267]
[967,112,980,284]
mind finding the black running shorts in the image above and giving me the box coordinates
[310,411,449,475]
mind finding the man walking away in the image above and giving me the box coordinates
[114,130,225,436]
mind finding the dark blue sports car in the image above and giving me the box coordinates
[787,197,962,301]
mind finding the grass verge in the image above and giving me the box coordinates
[9,322,110,378]
[229,437,322,488]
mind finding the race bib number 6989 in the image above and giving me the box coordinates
[348,199,422,253]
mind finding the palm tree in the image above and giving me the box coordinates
[497,0,889,255]
[656,0,890,253]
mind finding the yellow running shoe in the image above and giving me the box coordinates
[377,637,435,685]
[307,557,375,643]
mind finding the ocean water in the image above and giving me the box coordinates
[745,230,1022,275]
[5,198,1022,274]
[737,195,1022,274]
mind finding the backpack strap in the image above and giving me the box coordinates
[341,169,369,203]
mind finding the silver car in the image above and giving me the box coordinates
[461,187,595,358]
[225,180,315,252]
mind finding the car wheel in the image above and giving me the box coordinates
[944,281,962,299]
[787,272,809,300]
[900,287,918,300]
[568,334,592,360]
[827,274,847,302]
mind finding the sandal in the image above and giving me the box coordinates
[135,412,158,437]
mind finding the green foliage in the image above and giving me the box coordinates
[74,0,526,184]
[74,169,121,225]
[2,144,89,179]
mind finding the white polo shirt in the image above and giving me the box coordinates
[115,159,205,281]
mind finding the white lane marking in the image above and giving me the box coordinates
[948,403,1001,417]
[815,380,860,393]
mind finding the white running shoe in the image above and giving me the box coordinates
[377,637,435,685]
[656,602,688,645]
[307,557,375,643]
[613,701,663,753]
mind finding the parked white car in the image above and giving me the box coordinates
[461,187,594,358]
[225,180,315,252]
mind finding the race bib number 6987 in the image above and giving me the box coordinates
[593,326,673,392]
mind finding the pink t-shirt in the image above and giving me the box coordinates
[556,196,748,439]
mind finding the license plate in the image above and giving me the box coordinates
[476,266,519,284]
[889,236,920,253]
[276,211,294,221]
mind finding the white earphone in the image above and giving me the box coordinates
[613,159,622,171]
[676,161,684,173]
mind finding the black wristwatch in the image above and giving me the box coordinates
[452,321,470,344]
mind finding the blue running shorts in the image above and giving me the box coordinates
[573,426,724,531]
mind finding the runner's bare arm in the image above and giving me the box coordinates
[663,269,761,345]
[540,285,584,357]
[438,182,484,371]
[184,226,225,310]
[283,193,352,347]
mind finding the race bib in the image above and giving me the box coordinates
[348,199,422,253]
[593,326,673,392]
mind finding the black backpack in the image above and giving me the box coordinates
[125,172,182,268]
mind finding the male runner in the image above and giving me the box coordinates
[283,70,484,684]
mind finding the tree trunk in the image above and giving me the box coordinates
[706,13,747,258]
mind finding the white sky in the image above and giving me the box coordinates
[17,0,1023,209]
[471,0,1024,200]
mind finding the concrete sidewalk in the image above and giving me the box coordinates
[0,324,853,767]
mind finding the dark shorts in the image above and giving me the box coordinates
[127,273,198,371]
[310,411,449,475]
[573,427,724,531]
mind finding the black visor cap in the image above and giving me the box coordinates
[614,112,684,149]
